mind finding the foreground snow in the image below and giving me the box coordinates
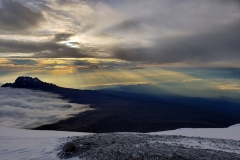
[0,127,92,160]
[0,125,240,159]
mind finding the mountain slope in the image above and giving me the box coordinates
[2,76,240,133]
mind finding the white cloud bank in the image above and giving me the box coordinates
[0,87,91,129]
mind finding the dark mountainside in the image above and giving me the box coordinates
[2,76,240,133]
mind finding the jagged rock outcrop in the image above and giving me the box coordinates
[1,76,57,89]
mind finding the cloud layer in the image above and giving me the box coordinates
[0,0,239,66]
[0,0,46,33]
[112,19,240,63]
[0,88,91,129]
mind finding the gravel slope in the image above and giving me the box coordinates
[57,133,240,160]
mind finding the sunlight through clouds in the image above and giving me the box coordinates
[0,0,239,102]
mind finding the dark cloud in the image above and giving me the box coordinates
[0,0,46,33]
[129,67,144,70]
[0,38,98,58]
[73,59,143,69]
[74,61,106,69]
[73,60,92,66]
[55,0,88,5]
[104,18,147,35]
[52,33,74,42]
[73,60,144,69]
[112,19,240,63]
[10,59,38,65]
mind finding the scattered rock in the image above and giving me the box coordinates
[57,133,240,160]
[62,142,76,152]
[82,140,90,146]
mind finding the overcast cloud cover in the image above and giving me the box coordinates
[0,87,91,129]
[0,0,239,66]
[0,0,240,94]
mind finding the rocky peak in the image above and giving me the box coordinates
[1,76,57,89]
[14,76,42,85]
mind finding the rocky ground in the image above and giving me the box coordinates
[56,133,240,160]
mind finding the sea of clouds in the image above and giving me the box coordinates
[0,87,91,129]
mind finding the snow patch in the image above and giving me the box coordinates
[150,124,240,140]
[229,124,240,128]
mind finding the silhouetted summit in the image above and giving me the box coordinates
[1,76,57,89]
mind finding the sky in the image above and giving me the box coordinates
[0,0,240,100]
